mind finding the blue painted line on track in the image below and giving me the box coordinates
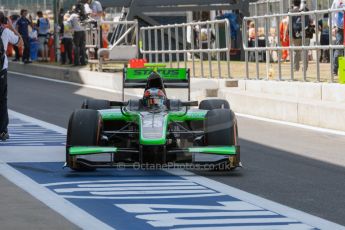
[0,118,65,146]
[10,162,318,230]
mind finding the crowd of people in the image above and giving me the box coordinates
[4,9,52,64]
[0,0,104,141]
[0,0,104,66]
[247,0,345,76]
[60,0,104,66]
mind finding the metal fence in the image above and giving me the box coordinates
[83,19,139,71]
[139,19,231,78]
[0,0,52,12]
[243,8,345,82]
[84,20,138,54]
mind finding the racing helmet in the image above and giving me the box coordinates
[143,88,166,109]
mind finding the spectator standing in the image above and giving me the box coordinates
[10,15,20,61]
[61,13,73,65]
[16,9,32,64]
[68,3,86,66]
[280,15,290,62]
[290,0,313,72]
[331,0,345,75]
[36,11,50,62]
[0,11,23,141]
[88,0,103,57]
[318,14,330,63]
[248,21,256,62]
[88,0,103,21]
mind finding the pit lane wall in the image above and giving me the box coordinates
[9,62,345,132]
[218,80,345,132]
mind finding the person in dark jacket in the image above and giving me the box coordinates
[290,0,314,72]
[318,13,330,63]
[16,9,32,64]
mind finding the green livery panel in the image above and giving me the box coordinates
[138,113,168,145]
[188,146,237,155]
[68,146,237,156]
[99,109,207,146]
[126,68,187,81]
[100,109,207,122]
[69,147,117,155]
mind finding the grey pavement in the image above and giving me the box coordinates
[4,72,345,227]
[0,174,80,230]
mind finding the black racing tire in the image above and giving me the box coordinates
[190,99,229,131]
[199,99,230,110]
[66,109,102,171]
[81,99,110,110]
[205,109,235,146]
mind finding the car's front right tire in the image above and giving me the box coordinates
[66,109,102,171]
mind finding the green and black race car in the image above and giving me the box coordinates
[65,64,241,171]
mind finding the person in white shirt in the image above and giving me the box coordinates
[84,0,104,56]
[0,11,23,141]
[61,13,73,65]
[82,0,103,21]
[10,14,20,61]
[89,0,103,21]
[68,3,86,66]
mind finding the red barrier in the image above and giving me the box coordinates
[48,37,55,62]
[129,59,147,68]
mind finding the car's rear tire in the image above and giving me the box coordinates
[81,99,110,110]
[199,99,230,110]
[66,109,102,171]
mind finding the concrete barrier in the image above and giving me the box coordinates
[322,83,345,103]
[219,80,345,131]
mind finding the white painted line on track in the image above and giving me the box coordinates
[60,193,225,200]
[4,110,345,230]
[9,71,345,137]
[54,185,207,193]
[9,110,66,134]
[236,113,345,137]
[0,163,114,230]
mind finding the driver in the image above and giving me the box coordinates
[142,88,166,110]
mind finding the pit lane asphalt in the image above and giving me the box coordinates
[5,72,345,227]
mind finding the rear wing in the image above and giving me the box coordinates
[122,67,191,100]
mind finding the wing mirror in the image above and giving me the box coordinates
[181,101,198,107]
[168,100,198,111]
[109,101,128,107]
